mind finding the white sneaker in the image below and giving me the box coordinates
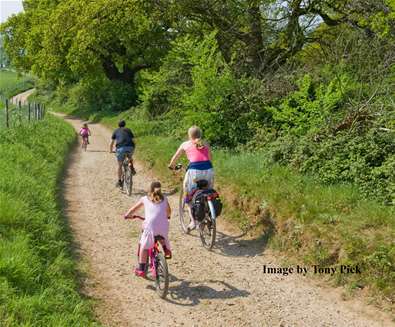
[186,220,196,233]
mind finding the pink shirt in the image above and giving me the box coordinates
[181,141,210,163]
[79,127,90,136]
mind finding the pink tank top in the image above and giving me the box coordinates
[181,141,210,163]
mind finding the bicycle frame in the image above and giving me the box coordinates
[126,215,162,277]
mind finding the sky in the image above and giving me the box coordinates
[1,0,23,23]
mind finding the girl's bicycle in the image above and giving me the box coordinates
[171,164,219,250]
[124,215,169,298]
[81,136,88,151]
[121,152,135,196]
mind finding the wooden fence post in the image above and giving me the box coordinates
[18,100,22,125]
[28,103,31,122]
[5,99,9,128]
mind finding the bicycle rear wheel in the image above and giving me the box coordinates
[155,253,169,298]
[82,139,87,151]
[178,186,190,233]
[199,201,216,250]
[123,163,133,196]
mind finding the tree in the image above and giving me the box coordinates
[147,0,395,76]
[1,0,172,105]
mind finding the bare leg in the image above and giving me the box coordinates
[139,248,148,264]
[117,161,123,181]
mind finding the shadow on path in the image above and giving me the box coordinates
[146,275,250,306]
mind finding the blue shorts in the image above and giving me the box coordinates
[116,146,134,162]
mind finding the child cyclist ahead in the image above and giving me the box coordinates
[168,126,214,232]
[124,181,172,277]
[79,123,91,145]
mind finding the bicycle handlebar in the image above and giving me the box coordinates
[168,163,183,171]
[124,214,145,220]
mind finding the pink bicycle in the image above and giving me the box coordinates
[124,214,169,298]
[81,136,89,151]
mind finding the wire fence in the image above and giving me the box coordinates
[0,95,46,128]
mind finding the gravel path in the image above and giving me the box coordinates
[61,115,393,327]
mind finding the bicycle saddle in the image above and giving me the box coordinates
[154,235,165,242]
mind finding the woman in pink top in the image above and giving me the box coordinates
[124,181,172,277]
[168,126,214,231]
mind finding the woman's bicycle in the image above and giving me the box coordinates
[124,215,169,298]
[121,152,135,196]
[171,164,218,250]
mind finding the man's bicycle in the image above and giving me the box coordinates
[121,152,135,196]
[171,164,219,250]
[124,215,169,299]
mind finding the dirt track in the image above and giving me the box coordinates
[60,115,393,327]
[10,89,34,105]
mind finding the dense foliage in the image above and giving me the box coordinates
[1,0,394,203]
[0,117,99,326]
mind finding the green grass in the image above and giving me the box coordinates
[0,116,99,326]
[55,104,395,307]
[0,69,35,99]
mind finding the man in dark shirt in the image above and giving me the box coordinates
[110,120,135,187]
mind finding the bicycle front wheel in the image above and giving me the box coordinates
[155,253,169,298]
[178,186,190,233]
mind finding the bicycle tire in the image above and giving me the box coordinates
[123,162,133,196]
[82,139,87,151]
[199,200,217,250]
[178,186,189,233]
[155,253,169,298]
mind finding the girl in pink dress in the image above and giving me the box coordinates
[124,181,172,277]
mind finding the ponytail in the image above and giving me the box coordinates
[188,126,204,149]
[194,138,204,149]
[149,181,164,203]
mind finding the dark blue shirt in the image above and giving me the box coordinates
[111,127,135,148]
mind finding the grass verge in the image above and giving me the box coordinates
[0,116,99,326]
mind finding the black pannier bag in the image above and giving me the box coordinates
[191,190,207,222]
[191,189,223,221]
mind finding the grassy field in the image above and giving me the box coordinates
[54,105,395,308]
[0,69,35,99]
[0,116,99,326]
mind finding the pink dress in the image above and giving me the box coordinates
[139,196,171,250]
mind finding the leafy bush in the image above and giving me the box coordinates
[269,74,358,136]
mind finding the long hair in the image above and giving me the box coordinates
[148,181,164,203]
[188,126,204,149]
